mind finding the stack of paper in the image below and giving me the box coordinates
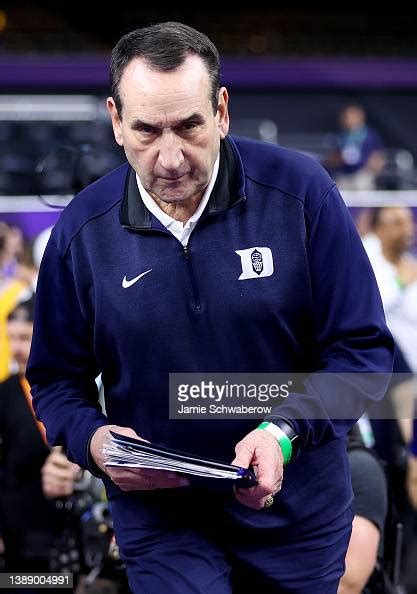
[103,431,257,488]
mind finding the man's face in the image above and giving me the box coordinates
[376,207,415,255]
[107,55,229,204]
[7,319,33,375]
[340,106,365,131]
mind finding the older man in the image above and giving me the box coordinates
[27,22,393,594]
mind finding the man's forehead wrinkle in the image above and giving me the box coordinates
[125,96,206,128]
[129,111,204,130]
[120,59,210,104]
[124,90,205,110]
[123,87,203,110]
[121,88,191,105]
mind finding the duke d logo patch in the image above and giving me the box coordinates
[235,247,274,280]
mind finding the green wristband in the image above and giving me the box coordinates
[258,421,292,464]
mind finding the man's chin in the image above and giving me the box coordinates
[155,185,193,203]
[150,180,205,204]
[157,192,187,203]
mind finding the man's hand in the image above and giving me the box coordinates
[231,428,284,510]
[90,425,190,491]
[41,447,81,498]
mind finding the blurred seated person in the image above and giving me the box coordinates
[0,296,82,573]
[323,104,386,191]
[0,225,28,381]
[362,207,417,517]
[370,344,417,591]
[364,206,417,373]
[338,424,388,594]
[351,345,416,594]
[0,222,24,279]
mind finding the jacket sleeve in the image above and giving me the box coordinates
[26,234,108,471]
[265,184,394,452]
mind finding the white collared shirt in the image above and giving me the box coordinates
[136,154,220,247]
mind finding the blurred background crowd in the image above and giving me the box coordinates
[0,3,417,593]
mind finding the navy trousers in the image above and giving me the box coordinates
[110,488,353,594]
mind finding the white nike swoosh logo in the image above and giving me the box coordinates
[122,269,152,288]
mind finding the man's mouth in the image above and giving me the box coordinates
[160,172,189,181]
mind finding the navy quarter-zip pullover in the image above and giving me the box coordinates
[27,136,393,533]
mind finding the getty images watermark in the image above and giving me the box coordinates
[174,376,292,417]
[169,373,415,420]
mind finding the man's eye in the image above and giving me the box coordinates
[182,122,198,131]
[139,126,155,134]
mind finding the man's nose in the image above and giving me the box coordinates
[158,132,184,172]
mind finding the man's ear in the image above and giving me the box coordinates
[107,97,124,147]
[217,87,230,139]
